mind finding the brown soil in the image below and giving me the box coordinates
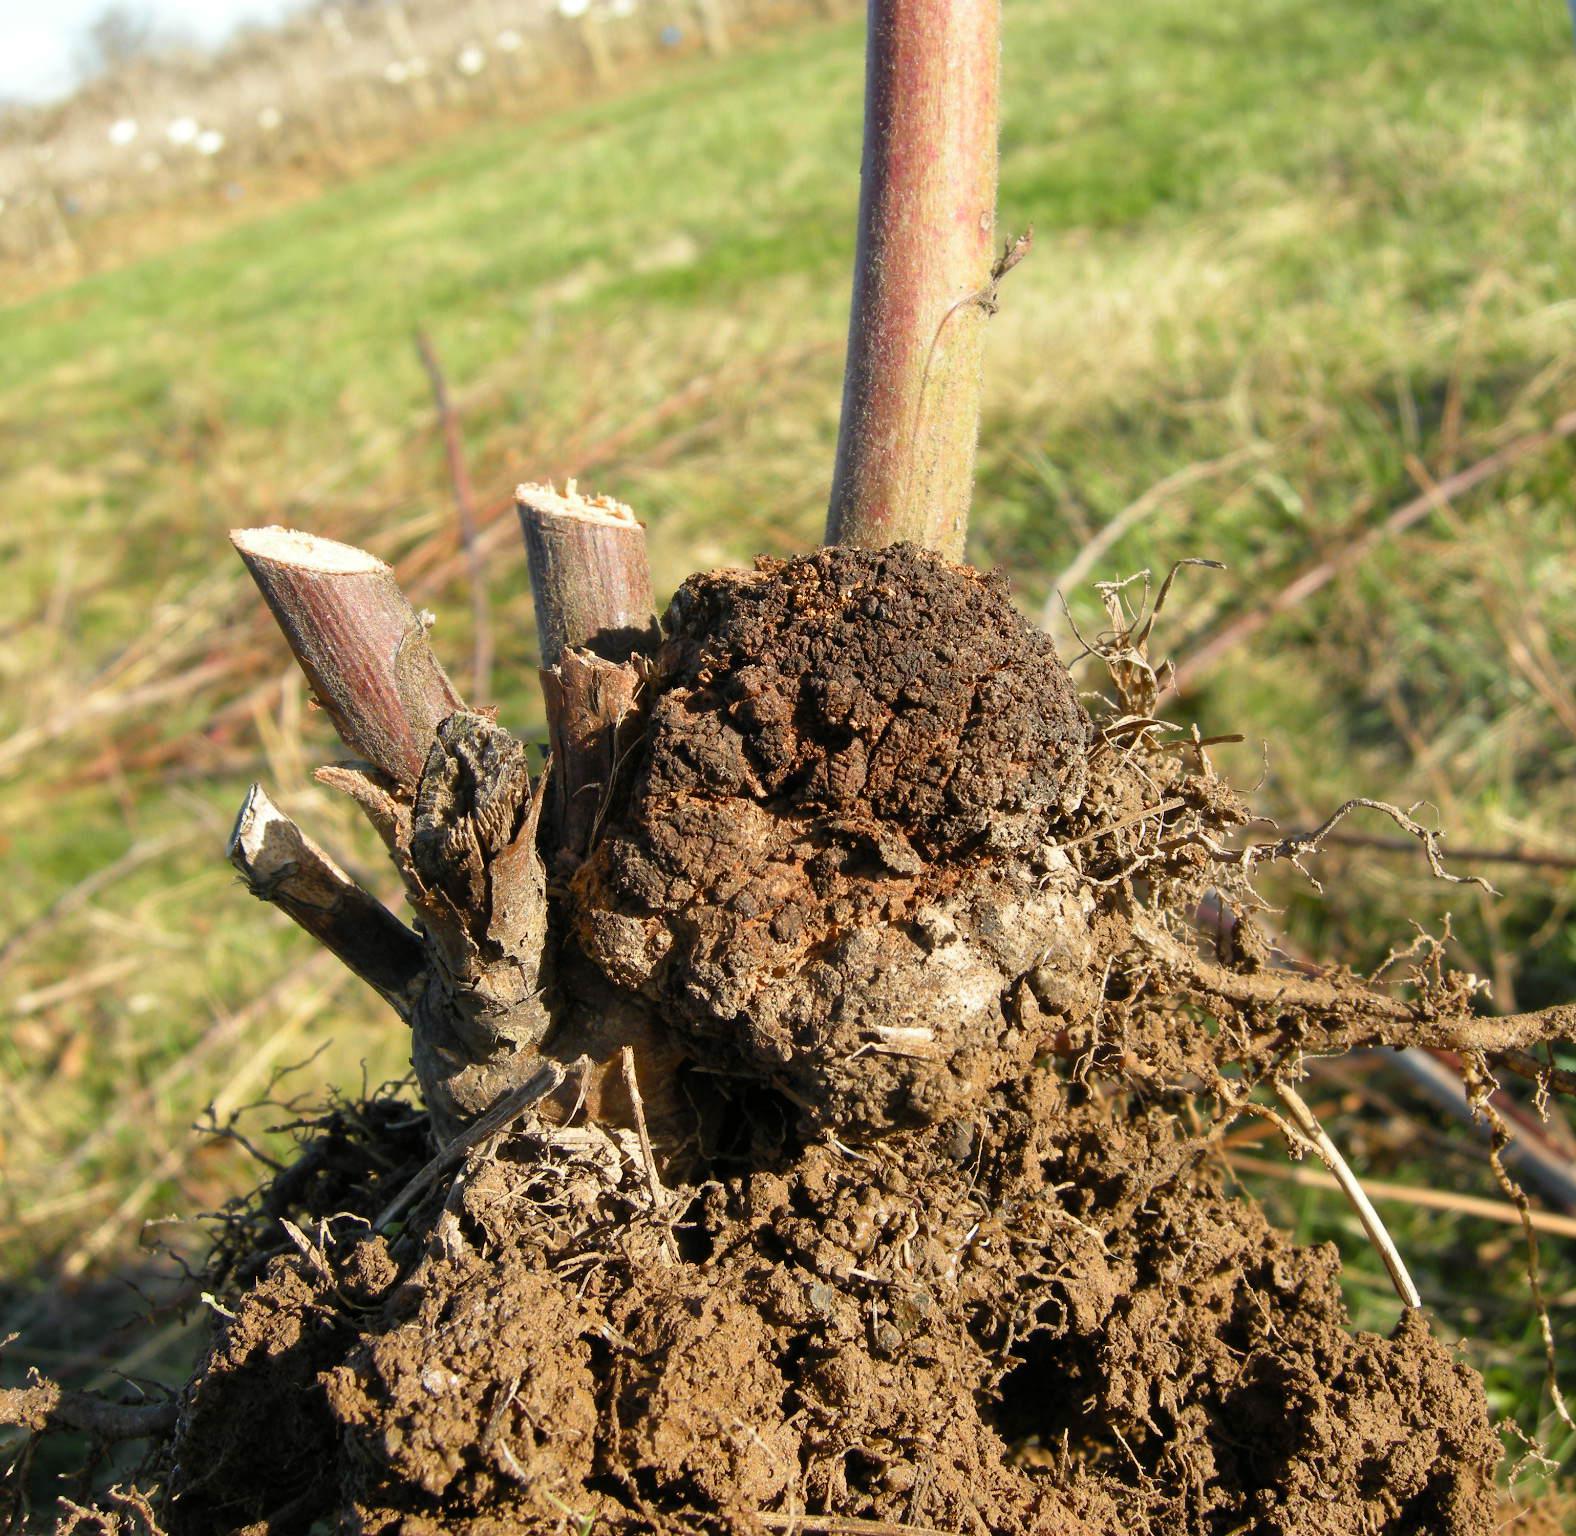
[17,547,1509,1534]
[158,1073,1499,1536]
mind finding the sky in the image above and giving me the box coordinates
[0,0,301,103]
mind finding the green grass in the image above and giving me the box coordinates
[2,0,1576,1508]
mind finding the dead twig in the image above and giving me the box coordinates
[1462,1052,1576,1433]
[1170,408,1576,695]
[0,1379,177,1442]
[1316,831,1576,873]
[1273,1082,1421,1309]
[372,1062,565,1232]
[414,328,492,701]
[1045,443,1268,619]
[1224,1152,1576,1241]
[228,783,427,1019]
[619,1047,667,1215]
[1179,797,1496,895]
[1133,917,1576,1061]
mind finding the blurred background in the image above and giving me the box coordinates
[2,0,1575,1521]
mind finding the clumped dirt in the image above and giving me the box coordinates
[17,546,1510,1535]
[574,545,1103,1134]
[161,1083,1496,1536]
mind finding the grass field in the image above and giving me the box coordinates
[3,0,1576,1510]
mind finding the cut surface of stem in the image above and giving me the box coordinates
[517,481,658,664]
[232,526,463,789]
[825,0,1002,559]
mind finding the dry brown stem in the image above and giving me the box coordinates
[1134,917,1576,1061]
[372,1060,565,1231]
[414,328,492,701]
[312,762,413,867]
[1170,407,1576,695]
[1225,1152,1576,1240]
[1273,1081,1421,1308]
[231,527,464,789]
[1317,831,1576,872]
[1464,1052,1576,1431]
[228,782,426,1019]
[619,1045,666,1215]
[0,1379,178,1442]
[538,649,646,869]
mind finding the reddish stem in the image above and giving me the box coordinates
[232,527,464,789]
[415,328,493,702]
[826,0,1002,560]
[516,482,658,664]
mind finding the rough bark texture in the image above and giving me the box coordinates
[517,484,659,871]
[24,534,1535,1536]
[538,648,647,874]
[228,782,426,1019]
[404,712,555,1138]
[229,529,558,1143]
[826,0,1002,557]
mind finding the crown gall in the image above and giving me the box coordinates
[572,544,1103,1133]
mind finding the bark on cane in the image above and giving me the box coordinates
[538,653,646,872]
[517,482,658,868]
[232,531,553,1143]
[826,0,1002,558]
[516,481,658,663]
[229,782,426,1019]
[405,712,554,1138]
[231,528,464,790]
